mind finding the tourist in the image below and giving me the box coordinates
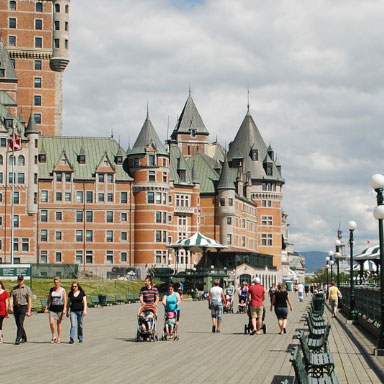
[270,282,293,334]
[328,281,340,318]
[304,284,310,296]
[209,279,226,333]
[269,283,277,304]
[297,282,304,302]
[44,277,67,344]
[9,275,32,345]
[139,276,159,306]
[0,280,9,343]
[225,281,235,298]
[66,281,87,344]
[247,277,266,335]
[162,283,181,336]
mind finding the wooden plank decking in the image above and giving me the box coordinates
[1,294,383,383]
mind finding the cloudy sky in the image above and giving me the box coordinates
[63,0,384,254]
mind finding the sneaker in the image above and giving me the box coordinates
[212,325,216,333]
[250,330,256,335]
[79,339,83,343]
[69,339,74,344]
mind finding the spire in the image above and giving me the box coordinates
[247,87,250,115]
[146,100,149,120]
[25,113,39,135]
[189,83,191,97]
[217,155,235,191]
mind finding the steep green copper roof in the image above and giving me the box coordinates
[0,91,16,106]
[25,114,39,135]
[0,42,17,81]
[228,111,284,183]
[169,143,194,186]
[186,152,221,194]
[129,115,168,156]
[217,156,235,191]
[38,137,133,182]
[171,94,209,138]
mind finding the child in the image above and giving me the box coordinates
[166,311,176,336]
[138,307,154,331]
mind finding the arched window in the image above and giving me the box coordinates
[55,3,60,12]
[36,2,43,12]
[65,4,69,13]
[0,155,3,165]
[18,155,25,166]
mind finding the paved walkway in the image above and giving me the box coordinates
[1,294,383,383]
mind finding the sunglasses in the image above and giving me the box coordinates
[72,285,78,288]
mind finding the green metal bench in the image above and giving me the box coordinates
[307,316,327,339]
[40,298,48,313]
[90,296,100,308]
[299,333,335,377]
[106,295,114,306]
[290,347,339,384]
[305,325,331,353]
[115,294,124,304]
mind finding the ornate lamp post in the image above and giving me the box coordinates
[330,260,335,281]
[348,220,357,321]
[329,251,334,281]
[370,174,384,351]
[325,256,330,284]
[335,239,342,288]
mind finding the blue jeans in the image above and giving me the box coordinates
[70,311,84,341]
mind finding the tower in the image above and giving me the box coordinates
[0,0,70,136]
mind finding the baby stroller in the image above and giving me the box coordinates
[160,310,179,341]
[224,295,234,314]
[237,295,247,314]
[244,305,267,334]
[136,304,158,342]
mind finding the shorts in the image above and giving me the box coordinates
[250,305,263,319]
[275,306,289,320]
[329,299,338,309]
[49,311,64,321]
[210,301,223,322]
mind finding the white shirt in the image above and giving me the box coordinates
[297,284,304,293]
[210,286,223,302]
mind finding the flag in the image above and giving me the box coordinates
[367,240,370,244]
[9,132,21,151]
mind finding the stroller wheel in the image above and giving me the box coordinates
[262,324,266,334]
[244,324,247,334]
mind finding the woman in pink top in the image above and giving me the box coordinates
[0,280,9,343]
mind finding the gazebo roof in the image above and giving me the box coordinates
[168,231,227,252]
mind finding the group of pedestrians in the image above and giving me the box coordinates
[0,275,87,345]
[208,277,294,335]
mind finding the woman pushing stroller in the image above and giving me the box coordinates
[162,283,181,338]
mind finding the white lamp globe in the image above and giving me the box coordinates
[371,174,384,190]
[335,252,341,259]
[330,260,334,265]
[348,221,357,231]
[328,251,334,257]
[335,239,341,246]
[326,256,330,262]
[374,206,384,220]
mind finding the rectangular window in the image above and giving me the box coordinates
[54,20,60,30]
[34,77,42,88]
[261,216,273,225]
[242,236,246,247]
[86,191,93,203]
[17,173,24,184]
[56,212,62,221]
[13,215,19,228]
[54,39,60,49]
[163,172,167,182]
[98,173,104,182]
[121,232,127,241]
[56,172,62,182]
[9,18,16,28]
[41,230,47,242]
[227,217,232,225]
[34,60,42,70]
[8,35,16,47]
[40,250,47,264]
[261,234,273,246]
[10,1,16,11]
[106,251,113,264]
[76,210,83,222]
[155,192,161,204]
[65,173,71,182]
[41,190,48,202]
[107,193,113,202]
[121,252,127,263]
[228,198,233,206]
[226,234,232,245]
[86,211,93,223]
[149,171,155,182]
[35,37,42,48]
[106,211,113,223]
[148,154,155,166]
[8,173,14,184]
[76,251,83,264]
[13,191,19,204]
[106,230,113,242]
[56,231,62,241]
[35,19,42,30]
[147,192,154,204]
[156,230,161,243]
[22,238,29,252]
[121,212,127,222]
[65,21,68,31]
[86,230,93,242]
[76,191,83,203]
[98,193,104,202]
[107,174,113,183]
[56,192,62,201]
[86,251,93,264]
[76,230,83,242]
[155,250,162,264]
[34,95,41,106]
[41,210,47,222]
[65,192,71,202]
[121,192,127,203]
[34,113,41,124]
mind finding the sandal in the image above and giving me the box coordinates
[57,339,61,344]
[50,337,57,344]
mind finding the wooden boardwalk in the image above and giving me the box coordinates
[1,294,383,383]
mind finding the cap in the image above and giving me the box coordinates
[253,277,261,284]
[17,275,24,281]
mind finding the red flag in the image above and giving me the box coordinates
[367,240,370,244]
[9,132,21,151]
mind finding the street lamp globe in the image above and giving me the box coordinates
[334,252,341,259]
[330,260,334,266]
[370,174,384,190]
[374,206,384,220]
[328,251,334,258]
[326,256,330,262]
[348,221,357,231]
[335,239,341,247]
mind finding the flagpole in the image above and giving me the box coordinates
[11,124,15,265]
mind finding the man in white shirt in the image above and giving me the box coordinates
[297,283,305,302]
[209,279,226,333]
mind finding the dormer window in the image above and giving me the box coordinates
[178,170,186,182]
[133,157,139,167]
[78,154,85,164]
[115,155,123,165]
[266,165,273,176]
[148,154,156,166]
[251,149,258,161]
[5,119,13,128]
[0,69,5,78]
[39,154,46,163]
[191,129,196,137]
[232,159,242,168]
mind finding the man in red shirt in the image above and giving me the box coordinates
[247,277,265,335]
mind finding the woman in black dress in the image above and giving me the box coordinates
[270,282,293,334]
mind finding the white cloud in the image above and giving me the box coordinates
[63,0,384,253]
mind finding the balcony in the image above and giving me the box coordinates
[174,206,195,215]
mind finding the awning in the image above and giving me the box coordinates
[346,260,377,272]
[168,231,227,252]
[355,245,380,261]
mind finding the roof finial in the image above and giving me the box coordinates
[111,127,114,139]
[146,100,149,119]
[167,115,169,139]
[189,83,191,97]
[247,87,250,114]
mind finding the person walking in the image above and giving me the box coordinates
[0,280,9,343]
[44,277,67,344]
[66,281,87,344]
[9,275,32,345]
[139,276,159,306]
[209,279,226,333]
[328,281,340,318]
[162,283,181,336]
[268,283,277,304]
[247,277,266,335]
[297,282,305,302]
[270,282,293,334]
